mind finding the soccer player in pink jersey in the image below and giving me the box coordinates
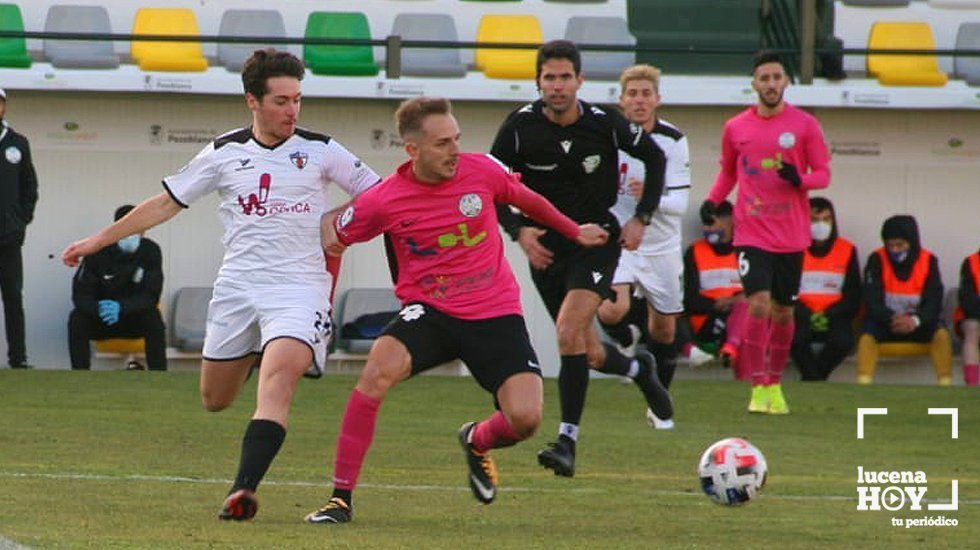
[699,51,831,414]
[305,97,608,524]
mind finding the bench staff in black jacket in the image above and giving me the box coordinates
[0,88,38,369]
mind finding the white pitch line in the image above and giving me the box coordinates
[0,536,30,550]
[0,471,976,505]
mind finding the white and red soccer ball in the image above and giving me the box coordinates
[698,437,768,505]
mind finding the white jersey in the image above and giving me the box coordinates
[164,127,379,286]
[611,118,690,255]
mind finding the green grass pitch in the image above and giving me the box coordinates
[0,370,975,548]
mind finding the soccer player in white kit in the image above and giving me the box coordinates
[62,49,380,521]
[598,64,690,429]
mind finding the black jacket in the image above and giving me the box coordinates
[491,99,665,254]
[863,215,943,327]
[958,251,980,320]
[71,238,164,318]
[0,122,39,246]
[796,200,861,324]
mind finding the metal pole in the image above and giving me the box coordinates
[800,0,817,84]
[386,35,402,79]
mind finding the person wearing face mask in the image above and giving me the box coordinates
[67,204,166,371]
[680,201,748,378]
[857,214,952,385]
[955,249,980,386]
[791,197,860,381]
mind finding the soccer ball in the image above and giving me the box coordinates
[697,437,768,505]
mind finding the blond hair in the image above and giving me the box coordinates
[394,97,452,138]
[619,64,661,94]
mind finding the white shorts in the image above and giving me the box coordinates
[611,250,684,315]
[202,280,332,368]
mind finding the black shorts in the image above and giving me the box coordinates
[530,238,621,319]
[383,303,542,396]
[735,246,803,306]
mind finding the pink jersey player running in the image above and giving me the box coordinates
[700,51,830,415]
[304,97,608,524]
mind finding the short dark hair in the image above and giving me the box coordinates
[716,200,734,217]
[114,204,135,221]
[241,48,305,99]
[809,196,833,212]
[752,50,784,73]
[537,39,581,79]
[395,97,452,138]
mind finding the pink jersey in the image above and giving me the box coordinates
[335,153,580,320]
[708,103,830,253]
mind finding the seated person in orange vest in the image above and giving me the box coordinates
[680,200,749,378]
[857,214,951,385]
[956,250,980,386]
[791,197,860,381]
[68,205,167,371]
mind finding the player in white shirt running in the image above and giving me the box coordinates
[62,49,380,521]
[598,64,690,429]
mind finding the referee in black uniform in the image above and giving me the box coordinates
[491,40,672,477]
[0,88,38,369]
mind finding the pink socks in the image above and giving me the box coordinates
[332,389,381,491]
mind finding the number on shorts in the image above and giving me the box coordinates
[738,251,750,277]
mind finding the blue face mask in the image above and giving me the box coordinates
[888,250,909,264]
[704,229,725,245]
[117,235,140,254]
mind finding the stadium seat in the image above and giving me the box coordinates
[842,0,910,6]
[131,8,208,72]
[866,22,948,86]
[43,5,120,69]
[0,3,31,68]
[170,286,212,352]
[94,337,147,368]
[955,22,980,86]
[564,16,635,80]
[304,11,379,76]
[390,13,466,77]
[929,0,980,7]
[475,15,542,79]
[217,9,286,73]
[626,0,761,75]
[333,288,401,354]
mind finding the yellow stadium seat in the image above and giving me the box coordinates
[876,342,931,356]
[867,22,947,86]
[475,15,542,79]
[131,8,208,72]
[94,338,146,354]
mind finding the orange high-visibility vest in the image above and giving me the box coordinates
[953,252,980,327]
[689,240,742,333]
[799,238,854,313]
[877,247,933,314]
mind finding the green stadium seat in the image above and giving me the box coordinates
[0,3,31,68]
[304,11,379,76]
[626,0,761,75]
